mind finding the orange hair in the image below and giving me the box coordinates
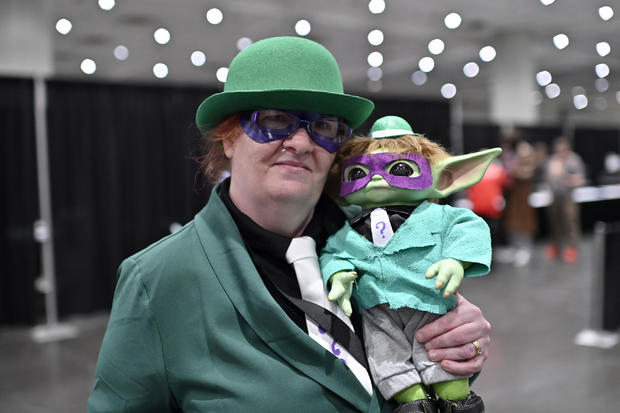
[194,113,242,184]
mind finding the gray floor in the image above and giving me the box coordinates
[1,236,619,413]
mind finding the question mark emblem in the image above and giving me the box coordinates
[370,208,394,246]
[375,221,387,238]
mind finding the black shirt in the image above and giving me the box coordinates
[218,179,361,334]
[349,205,416,241]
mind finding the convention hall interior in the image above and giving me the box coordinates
[1,0,620,412]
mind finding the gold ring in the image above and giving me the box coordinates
[472,340,483,356]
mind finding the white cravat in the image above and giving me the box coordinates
[370,208,394,246]
[285,236,373,395]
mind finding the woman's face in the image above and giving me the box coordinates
[224,126,336,212]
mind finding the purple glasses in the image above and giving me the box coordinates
[240,109,353,153]
[340,152,433,197]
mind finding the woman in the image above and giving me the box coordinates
[87,36,490,413]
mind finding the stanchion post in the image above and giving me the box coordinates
[574,221,619,348]
[31,76,78,343]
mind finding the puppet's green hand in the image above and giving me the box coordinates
[328,271,357,316]
[425,259,465,298]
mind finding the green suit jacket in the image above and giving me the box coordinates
[87,185,390,412]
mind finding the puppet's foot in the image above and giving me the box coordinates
[393,398,438,413]
[437,391,484,413]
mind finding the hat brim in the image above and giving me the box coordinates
[195,89,374,133]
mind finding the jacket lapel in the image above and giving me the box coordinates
[193,186,374,410]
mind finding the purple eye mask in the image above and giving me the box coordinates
[340,152,433,197]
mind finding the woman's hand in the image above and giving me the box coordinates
[414,293,491,375]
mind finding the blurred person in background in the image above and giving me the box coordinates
[87,36,491,413]
[532,141,549,187]
[502,136,538,267]
[543,136,585,263]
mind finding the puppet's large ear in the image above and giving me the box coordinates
[431,147,502,198]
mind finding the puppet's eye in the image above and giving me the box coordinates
[348,167,367,181]
[343,165,368,182]
[388,160,420,177]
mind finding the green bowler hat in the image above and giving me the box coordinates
[370,115,420,139]
[195,36,374,133]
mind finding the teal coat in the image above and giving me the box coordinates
[320,201,491,314]
[87,185,390,413]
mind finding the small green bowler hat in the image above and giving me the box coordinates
[195,36,375,133]
[370,115,421,139]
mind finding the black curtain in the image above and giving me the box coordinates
[4,76,619,323]
[0,78,41,325]
[46,80,215,317]
[518,125,562,146]
[462,123,502,153]
[574,128,620,185]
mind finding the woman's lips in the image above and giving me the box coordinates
[274,160,311,171]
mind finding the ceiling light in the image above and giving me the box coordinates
[418,57,435,72]
[206,8,224,24]
[368,29,384,46]
[55,18,72,35]
[441,83,457,99]
[411,71,427,85]
[153,63,168,79]
[553,34,569,50]
[599,6,614,21]
[545,83,561,99]
[540,0,555,5]
[595,78,609,92]
[154,28,171,45]
[80,59,96,75]
[428,39,445,55]
[536,70,552,86]
[237,37,253,51]
[573,94,588,110]
[368,0,386,14]
[295,20,311,36]
[216,67,229,83]
[367,51,384,67]
[479,46,496,62]
[596,42,611,57]
[444,13,462,29]
[98,0,115,11]
[190,51,206,66]
[596,63,610,78]
[367,67,383,81]
[113,45,129,61]
[463,62,479,78]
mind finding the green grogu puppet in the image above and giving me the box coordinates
[319,116,500,413]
